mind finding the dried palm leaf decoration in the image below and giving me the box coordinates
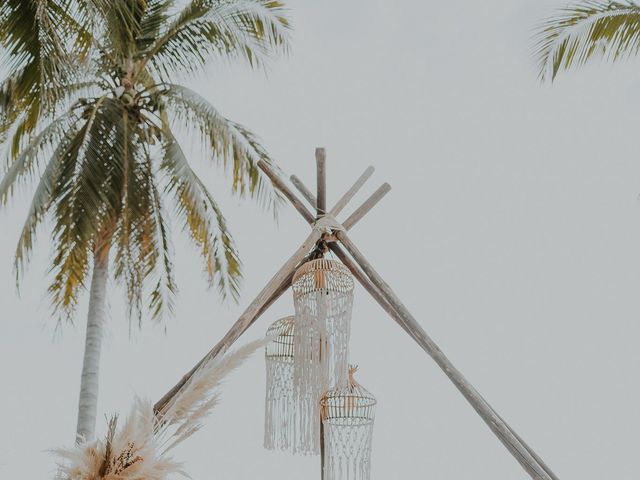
[264,315,296,451]
[321,366,377,480]
[291,258,355,455]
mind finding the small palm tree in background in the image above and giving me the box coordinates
[0,0,289,442]
[535,0,640,81]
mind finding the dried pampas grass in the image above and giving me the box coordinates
[53,338,268,480]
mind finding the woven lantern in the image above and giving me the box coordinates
[291,258,355,455]
[321,367,377,480]
[264,316,296,451]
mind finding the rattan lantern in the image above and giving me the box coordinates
[321,367,377,480]
[264,316,296,451]
[291,258,355,455]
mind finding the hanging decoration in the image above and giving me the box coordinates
[264,315,296,451]
[320,366,377,480]
[291,258,355,455]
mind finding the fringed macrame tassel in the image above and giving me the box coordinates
[321,367,377,480]
[324,423,374,480]
[292,259,355,455]
[264,316,296,451]
[323,289,353,389]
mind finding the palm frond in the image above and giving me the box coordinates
[95,0,146,63]
[47,121,96,316]
[161,127,242,302]
[0,106,78,203]
[111,122,176,325]
[146,156,177,321]
[138,0,175,54]
[111,106,146,322]
[14,126,79,280]
[0,0,79,126]
[535,1,640,81]
[48,96,121,315]
[143,0,290,78]
[160,83,279,211]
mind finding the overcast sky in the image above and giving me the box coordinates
[2,1,640,479]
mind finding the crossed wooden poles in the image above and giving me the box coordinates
[153,149,559,480]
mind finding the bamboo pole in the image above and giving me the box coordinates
[490,407,560,480]
[316,147,327,480]
[335,230,556,480]
[342,183,391,230]
[316,148,327,216]
[291,174,317,208]
[153,228,324,416]
[330,166,375,216]
[258,161,315,224]
[328,243,404,331]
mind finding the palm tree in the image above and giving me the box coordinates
[0,0,289,442]
[535,0,640,81]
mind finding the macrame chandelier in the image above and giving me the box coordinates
[320,367,377,480]
[264,316,296,451]
[291,258,355,455]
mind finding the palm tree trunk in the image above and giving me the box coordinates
[75,249,109,443]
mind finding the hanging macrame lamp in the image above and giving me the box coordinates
[264,316,296,451]
[321,367,377,480]
[291,258,355,455]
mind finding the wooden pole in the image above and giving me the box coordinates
[320,417,325,480]
[153,228,323,416]
[330,166,375,216]
[491,407,559,480]
[291,174,317,208]
[329,243,405,331]
[258,162,558,480]
[335,230,556,480]
[342,183,391,230]
[332,243,559,480]
[316,148,327,216]
[258,161,315,224]
[315,147,327,480]
[331,239,558,480]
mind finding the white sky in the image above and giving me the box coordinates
[2,1,640,478]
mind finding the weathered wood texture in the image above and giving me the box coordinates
[316,148,327,215]
[330,166,375,216]
[335,230,556,480]
[258,161,315,224]
[342,183,391,230]
[331,245,559,480]
[291,174,317,208]
[153,228,323,416]
[259,159,557,480]
[336,238,557,480]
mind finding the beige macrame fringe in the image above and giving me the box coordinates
[264,316,297,451]
[321,367,377,480]
[291,259,354,455]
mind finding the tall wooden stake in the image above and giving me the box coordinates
[315,147,327,479]
[330,166,374,216]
